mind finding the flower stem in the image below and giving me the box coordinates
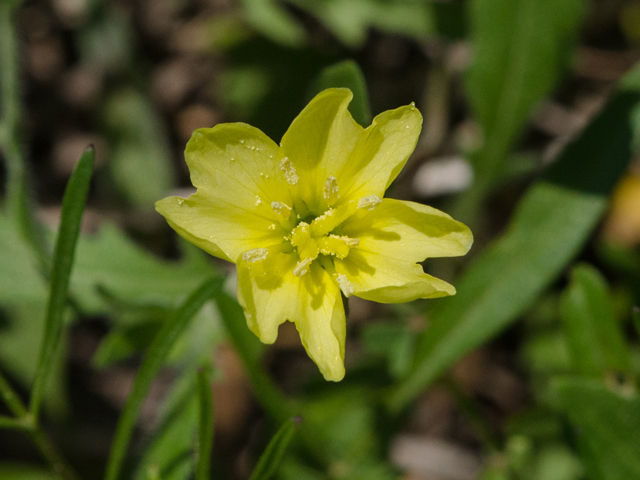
[0,370,81,480]
[0,369,26,418]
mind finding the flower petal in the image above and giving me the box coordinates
[336,103,422,203]
[280,88,363,214]
[334,250,455,303]
[341,198,472,261]
[186,123,292,206]
[156,191,287,263]
[156,123,294,262]
[237,254,345,381]
[333,198,472,303]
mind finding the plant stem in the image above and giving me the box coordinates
[0,369,27,418]
[0,370,80,480]
[31,425,82,480]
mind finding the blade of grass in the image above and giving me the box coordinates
[0,3,50,272]
[105,276,223,480]
[29,146,95,422]
[249,417,301,480]
[633,306,640,340]
[196,366,214,480]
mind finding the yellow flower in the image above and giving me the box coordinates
[156,88,472,381]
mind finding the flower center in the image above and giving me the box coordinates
[288,203,361,277]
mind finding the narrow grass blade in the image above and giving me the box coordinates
[633,306,640,341]
[105,276,223,480]
[0,4,51,274]
[249,417,301,480]
[29,146,94,421]
[196,366,214,480]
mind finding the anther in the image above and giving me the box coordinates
[357,195,382,210]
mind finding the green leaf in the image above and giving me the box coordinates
[521,330,572,374]
[30,147,94,421]
[287,0,437,48]
[0,464,61,480]
[466,0,584,181]
[633,306,640,341]
[71,225,214,314]
[301,387,382,465]
[240,0,306,47]
[196,366,214,480]
[92,321,162,368]
[133,372,198,480]
[0,213,47,305]
[249,417,300,480]
[314,60,372,127]
[532,445,583,480]
[560,263,631,376]
[389,82,640,411]
[0,303,67,414]
[104,89,173,208]
[551,377,640,479]
[105,276,223,480]
[361,323,414,378]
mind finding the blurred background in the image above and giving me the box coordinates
[3,0,640,479]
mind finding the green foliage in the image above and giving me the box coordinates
[466,0,584,182]
[240,0,306,47]
[314,60,372,127]
[390,78,640,411]
[71,226,214,314]
[552,377,640,479]
[287,0,450,47]
[249,418,300,480]
[105,277,223,480]
[30,147,94,421]
[0,465,61,480]
[560,264,631,377]
[134,372,200,480]
[103,89,174,208]
[3,1,640,478]
[196,366,214,480]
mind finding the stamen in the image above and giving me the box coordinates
[357,195,382,210]
[280,157,299,185]
[242,248,268,263]
[336,274,354,297]
[293,257,313,277]
[317,235,358,259]
[323,175,339,203]
[290,222,319,260]
[310,201,357,238]
[271,201,292,216]
[341,236,360,247]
